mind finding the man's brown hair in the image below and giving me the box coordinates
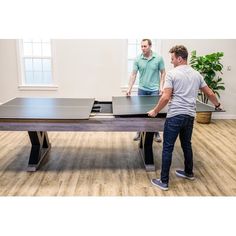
[142,39,152,46]
[169,45,188,60]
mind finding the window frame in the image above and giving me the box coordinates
[16,39,58,91]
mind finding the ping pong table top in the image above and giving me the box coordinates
[112,96,160,116]
[0,96,216,120]
[112,96,216,115]
[0,97,95,120]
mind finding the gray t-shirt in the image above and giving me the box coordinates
[164,65,207,118]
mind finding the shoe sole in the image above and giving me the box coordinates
[175,171,195,180]
[154,139,162,143]
[133,138,140,141]
[151,179,168,191]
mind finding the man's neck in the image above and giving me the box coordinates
[177,62,187,66]
[143,51,152,59]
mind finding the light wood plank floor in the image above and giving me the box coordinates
[0,120,235,196]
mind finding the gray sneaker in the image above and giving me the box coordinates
[151,179,168,191]
[175,170,195,180]
[154,132,162,142]
[133,132,141,141]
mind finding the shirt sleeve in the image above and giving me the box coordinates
[163,72,173,89]
[199,73,207,88]
[158,56,165,71]
[133,58,139,72]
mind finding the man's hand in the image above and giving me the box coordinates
[159,89,164,96]
[215,103,223,111]
[126,89,131,96]
[147,109,158,117]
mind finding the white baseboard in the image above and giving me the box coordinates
[18,85,58,91]
[212,113,236,119]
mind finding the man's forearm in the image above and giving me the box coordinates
[148,88,172,117]
[160,70,166,91]
[208,92,220,106]
[127,73,137,95]
[153,95,169,113]
[128,74,136,90]
[160,77,164,91]
[201,87,220,106]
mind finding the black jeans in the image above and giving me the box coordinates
[137,88,160,137]
[161,114,194,184]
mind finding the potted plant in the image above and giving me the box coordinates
[190,50,225,123]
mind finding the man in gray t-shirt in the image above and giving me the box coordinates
[165,64,207,118]
[147,45,223,191]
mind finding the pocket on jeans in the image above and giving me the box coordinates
[167,116,183,127]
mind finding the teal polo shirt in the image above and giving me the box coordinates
[133,52,165,91]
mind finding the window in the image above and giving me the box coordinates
[122,39,162,92]
[17,39,57,90]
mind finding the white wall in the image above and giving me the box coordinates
[0,39,127,102]
[0,40,19,103]
[0,39,236,118]
[52,39,127,100]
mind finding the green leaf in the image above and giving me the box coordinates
[190,50,225,97]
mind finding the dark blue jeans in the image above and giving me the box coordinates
[161,114,194,184]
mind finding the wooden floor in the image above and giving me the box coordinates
[0,120,236,196]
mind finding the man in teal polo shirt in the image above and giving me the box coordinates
[126,39,166,142]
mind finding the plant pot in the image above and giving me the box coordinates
[196,112,212,124]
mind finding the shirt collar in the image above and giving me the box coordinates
[141,51,157,60]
